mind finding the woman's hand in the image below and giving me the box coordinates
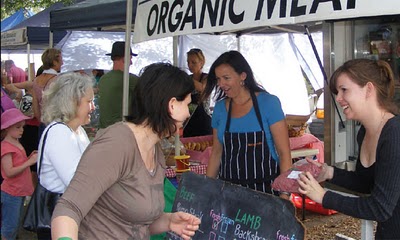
[27,152,38,166]
[297,171,326,204]
[306,158,333,182]
[169,212,201,240]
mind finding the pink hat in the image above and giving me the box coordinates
[1,108,31,130]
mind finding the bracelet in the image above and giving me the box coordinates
[280,191,291,196]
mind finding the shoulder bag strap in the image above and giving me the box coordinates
[37,122,65,179]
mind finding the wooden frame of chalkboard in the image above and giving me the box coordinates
[167,172,305,240]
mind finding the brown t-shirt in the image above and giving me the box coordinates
[52,122,166,239]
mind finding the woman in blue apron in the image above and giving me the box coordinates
[204,51,292,198]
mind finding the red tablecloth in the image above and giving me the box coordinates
[289,133,324,163]
[165,164,207,178]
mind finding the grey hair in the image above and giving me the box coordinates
[41,72,93,124]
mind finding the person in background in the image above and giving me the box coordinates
[204,51,292,199]
[9,48,63,138]
[2,66,23,105]
[92,69,104,91]
[34,72,94,240]
[297,59,400,239]
[1,109,38,240]
[4,60,27,84]
[183,48,212,137]
[1,67,17,113]
[90,69,104,129]
[11,49,63,188]
[98,41,138,131]
[51,63,200,240]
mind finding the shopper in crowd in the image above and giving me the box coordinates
[1,109,38,240]
[9,49,63,188]
[9,48,63,138]
[35,72,94,240]
[183,48,212,137]
[2,67,23,105]
[51,63,200,240]
[4,60,27,84]
[298,59,400,239]
[204,51,292,198]
[98,41,138,131]
[1,84,17,114]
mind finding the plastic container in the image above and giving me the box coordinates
[292,193,337,215]
[174,155,191,172]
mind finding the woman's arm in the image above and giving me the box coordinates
[4,84,23,101]
[270,119,292,173]
[30,88,41,121]
[149,212,200,239]
[7,81,33,90]
[206,129,222,178]
[51,216,78,240]
[46,125,89,187]
[1,152,37,178]
[270,119,292,199]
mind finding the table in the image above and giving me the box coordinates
[165,164,207,178]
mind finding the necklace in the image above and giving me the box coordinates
[232,97,251,106]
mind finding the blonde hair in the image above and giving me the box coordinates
[187,48,205,68]
[41,48,62,70]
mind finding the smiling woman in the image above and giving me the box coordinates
[298,58,400,240]
[34,72,94,239]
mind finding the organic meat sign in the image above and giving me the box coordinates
[134,0,400,43]
[167,172,304,240]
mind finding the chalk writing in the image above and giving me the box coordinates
[176,202,204,220]
[276,230,298,240]
[167,172,304,240]
[235,209,261,230]
[179,186,195,201]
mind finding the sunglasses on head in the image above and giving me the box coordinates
[189,48,202,53]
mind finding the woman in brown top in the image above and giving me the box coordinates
[51,63,201,240]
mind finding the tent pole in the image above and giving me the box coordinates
[304,25,345,129]
[173,36,178,66]
[122,0,133,118]
[236,33,241,52]
[49,31,54,48]
[27,43,32,81]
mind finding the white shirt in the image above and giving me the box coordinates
[37,121,90,193]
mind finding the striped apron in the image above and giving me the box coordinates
[218,92,279,194]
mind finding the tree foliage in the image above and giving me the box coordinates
[1,0,73,20]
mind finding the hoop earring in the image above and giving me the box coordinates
[240,80,245,86]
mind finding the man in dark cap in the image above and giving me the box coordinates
[98,41,139,130]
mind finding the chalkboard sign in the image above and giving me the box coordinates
[167,172,304,240]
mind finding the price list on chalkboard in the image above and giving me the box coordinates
[167,172,304,240]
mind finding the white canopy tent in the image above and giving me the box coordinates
[55,30,174,74]
[177,32,323,115]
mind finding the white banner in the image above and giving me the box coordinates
[134,0,400,43]
[1,28,27,46]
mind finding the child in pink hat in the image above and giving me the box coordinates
[1,108,38,240]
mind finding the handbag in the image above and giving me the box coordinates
[19,93,34,117]
[23,123,63,232]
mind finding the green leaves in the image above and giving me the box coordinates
[1,0,73,20]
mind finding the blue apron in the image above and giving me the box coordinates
[218,92,279,194]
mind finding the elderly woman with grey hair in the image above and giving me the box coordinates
[35,72,95,240]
